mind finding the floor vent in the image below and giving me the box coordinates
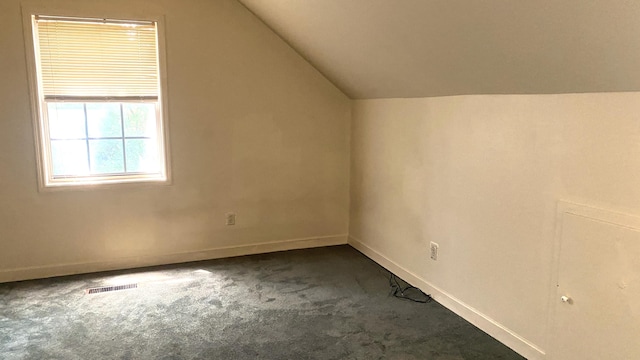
[86,283,138,294]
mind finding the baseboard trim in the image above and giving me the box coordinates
[0,234,348,283]
[348,235,545,360]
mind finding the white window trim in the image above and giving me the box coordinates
[21,4,172,191]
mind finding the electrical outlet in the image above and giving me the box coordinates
[225,212,236,226]
[430,242,439,261]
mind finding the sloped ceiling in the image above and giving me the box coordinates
[239,0,640,99]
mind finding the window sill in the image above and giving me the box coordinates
[40,174,171,192]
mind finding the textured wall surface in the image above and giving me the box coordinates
[0,0,350,281]
[240,0,640,98]
[350,93,640,356]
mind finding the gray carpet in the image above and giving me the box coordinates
[0,245,525,359]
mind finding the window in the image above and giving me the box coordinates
[26,15,170,188]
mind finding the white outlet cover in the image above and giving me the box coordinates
[225,212,236,225]
[430,242,439,260]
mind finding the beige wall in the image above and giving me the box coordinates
[239,0,640,99]
[350,93,640,358]
[0,0,350,281]
[4,0,638,357]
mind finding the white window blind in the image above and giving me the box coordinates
[26,14,170,188]
[35,16,159,100]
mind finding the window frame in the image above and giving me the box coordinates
[22,6,172,191]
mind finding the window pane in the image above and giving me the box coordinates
[47,103,86,139]
[89,140,124,174]
[125,139,158,173]
[123,103,156,137]
[51,140,89,176]
[33,17,168,187]
[86,103,122,138]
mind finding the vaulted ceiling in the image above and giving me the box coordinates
[239,0,640,99]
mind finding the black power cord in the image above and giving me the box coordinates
[389,273,432,303]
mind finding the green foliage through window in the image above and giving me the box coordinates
[47,102,159,177]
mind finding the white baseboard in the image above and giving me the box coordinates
[0,234,348,283]
[0,232,544,359]
[348,235,545,360]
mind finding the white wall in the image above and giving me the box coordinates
[0,0,350,282]
[349,93,640,358]
[4,0,638,357]
[239,0,640,99]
